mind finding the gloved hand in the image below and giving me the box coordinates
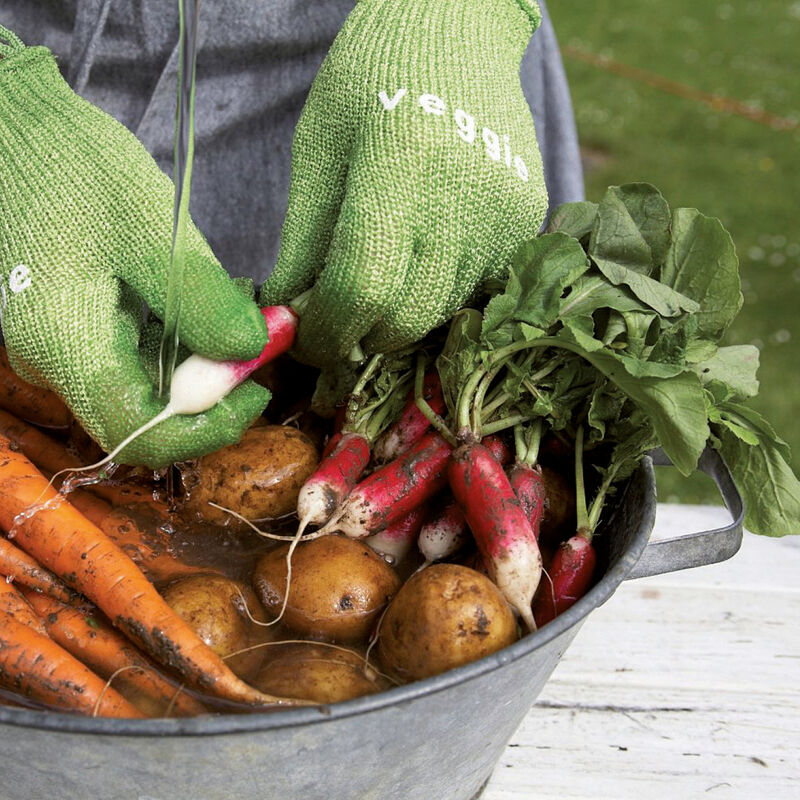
[260,0,549,366]
[0,28,270,468]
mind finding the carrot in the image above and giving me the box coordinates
[67,489,207,583]
[448,442,542,632]
[0,346,71,429]
[323,431,453,539]
[0,602,144,718]
[0,408,158,508]
[0,536,79,605]
[0,434,304,707]
[373,369,446,462]
[0,579,47,634]
[22,590,207,717]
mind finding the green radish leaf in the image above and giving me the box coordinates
[546,200,598,241]
[711,422,800,536]
[437,309,483,420]
[601,183,673,267]
[482,233,590,339]
[661,208,742,340]
[559,273,651,319]
[554,333,708,474]
[590,186,654,274]
[685,339,719,363]
[589,257,700,317]
[692,345,760,401]
[716,402,791,461]
[621,310,659,359]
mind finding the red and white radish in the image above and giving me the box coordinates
[321,431,453,540]
[365,505,428,565]
[448,441,542,632]
[373,370,445,462]
[417,497,468,564]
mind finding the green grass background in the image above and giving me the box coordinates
[548,0,800,505]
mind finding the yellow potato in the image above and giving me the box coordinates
[253,535,402,644]
[253,643,389,704]
[161,573,275,681]
[377,564,518,681]
[181,425,318,525]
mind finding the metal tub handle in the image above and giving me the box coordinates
[627,447,744,580]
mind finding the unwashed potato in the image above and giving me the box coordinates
[253,642,389,704]
[181,425,318,525]
[161,573,275,681]
[377,564,518,681]
[253,535,402,644]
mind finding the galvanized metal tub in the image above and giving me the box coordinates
[0,448,743,800]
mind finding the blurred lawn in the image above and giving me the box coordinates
[548,0,800,505]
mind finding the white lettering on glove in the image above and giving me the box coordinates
[378,88,530,182]
[1,264,32,307]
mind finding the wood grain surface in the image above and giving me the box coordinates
[483,504,800,799]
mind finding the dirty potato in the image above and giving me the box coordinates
[253,535,402,644]
[377,564,518,681]
[181,425,318,524]
[253,642,389,704]
[161,573,275,681]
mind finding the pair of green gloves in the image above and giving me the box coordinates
[0,0,548,468]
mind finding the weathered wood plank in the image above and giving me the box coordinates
[482,506,800,799]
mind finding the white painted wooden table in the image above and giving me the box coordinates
[483,504,800,799]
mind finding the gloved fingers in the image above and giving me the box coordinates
[41,275,269,468]
[124,226,268,363]
[362,242,476,354]
[100,128,267,363]
[259,101,352,308]
[289,201,413,366]
[111,380,271,469]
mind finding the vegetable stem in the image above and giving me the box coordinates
[480,414,528,437]
[574,425,590,534]
[414,356,457,446]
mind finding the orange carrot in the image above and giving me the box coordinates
[22,590,207,718]
[0,434,302,707]
[0,536,79,605]
[68,490,207,583]
[0,408,158,508]
[0,601,144,717]
[0,579,47,634]
[0,346,71,429]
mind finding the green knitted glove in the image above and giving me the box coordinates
[260,0,549,366]
[0,29,270,468]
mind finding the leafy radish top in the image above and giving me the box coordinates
[317,183,800,537]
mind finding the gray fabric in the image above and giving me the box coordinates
[0,0,583,285]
